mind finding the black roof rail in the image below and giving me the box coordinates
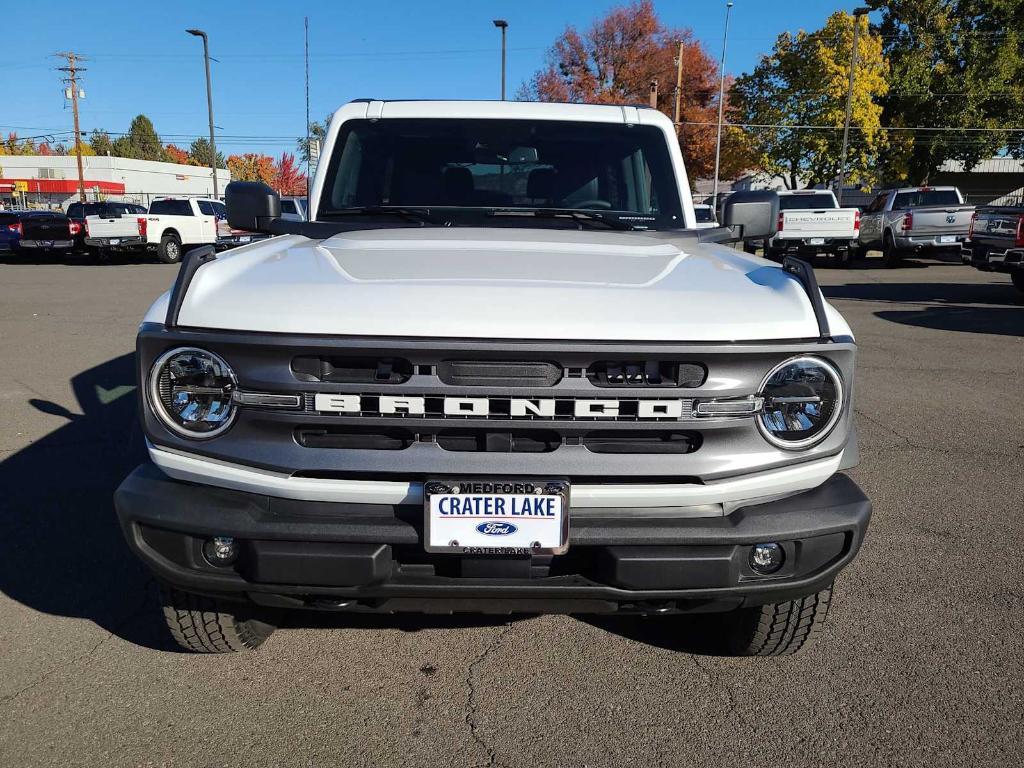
[782,256,831,340]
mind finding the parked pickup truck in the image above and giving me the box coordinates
[962,206,1024,293]
[1,210,79,256]
[115,99,870,656]
[140,198,260,263]
[749,190,859,266]
[858,186,974,266]
[79,205,149,257]
[67,200,147,253]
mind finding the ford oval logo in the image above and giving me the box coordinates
[476,521,517,536]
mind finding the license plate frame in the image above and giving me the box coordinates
[109,239,120,245]
[940,234,957,244]
[809,237,826,246]
[423,479,570,555]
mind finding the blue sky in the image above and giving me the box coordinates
[4,0,864,157]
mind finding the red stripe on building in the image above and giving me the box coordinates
[0,179,127,194]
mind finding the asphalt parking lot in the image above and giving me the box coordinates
[0,252,1021,767]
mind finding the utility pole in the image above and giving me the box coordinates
[673,40,684,132]
[837,7,871,205]
[493,20,508,100]
[56,52,87,203]
[186,29,219,198]
[711,1,734,211]
[305,16,311,199]
[649,79,659,108]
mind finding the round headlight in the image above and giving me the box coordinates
[149,347,237,439]
[757,356,843,450]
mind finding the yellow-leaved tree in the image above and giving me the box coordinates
[731,11,889,189]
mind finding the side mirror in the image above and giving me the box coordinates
[721,190,779,241]
[226,181,281,233]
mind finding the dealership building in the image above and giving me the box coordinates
[0,154,230,210]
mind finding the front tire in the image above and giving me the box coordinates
[159,586,276,653]
[724,583,833,656]
[157,234,182,264]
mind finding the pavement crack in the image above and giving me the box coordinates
[0,577,154,708]
[464,621,515,768]
[691,655,757,733]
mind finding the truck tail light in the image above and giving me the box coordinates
[853,210,860,232]
[7,222,23,237]
[69,220,81,237]
[137,217,148,237]
[1016,217,1024,248]
[968,212,977,239]
[901,211,913,232]
[777,212,784,231]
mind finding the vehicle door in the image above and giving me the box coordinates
[195,200,219,242]
[859,193,888,246]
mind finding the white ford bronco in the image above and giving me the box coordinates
[115,100,870,655]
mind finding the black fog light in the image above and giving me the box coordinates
[203,536,239,567]
[749,542,785,575]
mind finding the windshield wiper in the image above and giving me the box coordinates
[318,206,440,225]
[486,208,640,231]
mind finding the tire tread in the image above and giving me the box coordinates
[159,586,272,653]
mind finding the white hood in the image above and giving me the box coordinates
[165,228,846,342]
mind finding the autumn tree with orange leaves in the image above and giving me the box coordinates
[519,0,751,183]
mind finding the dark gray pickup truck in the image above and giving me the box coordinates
[963,207,1024,293]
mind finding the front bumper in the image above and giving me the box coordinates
[115,464,871,615]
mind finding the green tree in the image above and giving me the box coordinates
[188,137,225,168]
[731,11,889,190]
[867,0,1024,183]
[111,115,166,161]
[88,129,114,156]
[297,113,333,165]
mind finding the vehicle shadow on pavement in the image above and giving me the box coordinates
[0,353,180,651]
[580,614,732,656]
[822,282,1024,336]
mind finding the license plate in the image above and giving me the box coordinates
[809,237,825,245]
[424,480,570,555]
[109,239,120,245]
[940,235,957,243]
[239,235,251,243]
[41,240,54,248]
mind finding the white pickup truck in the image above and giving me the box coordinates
[140,198,260,263]
[115,99,870,656]
[748,190,860,266]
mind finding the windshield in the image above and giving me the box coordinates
[892,190,961,209]
[779,193,836,210]
[318,118,684,229]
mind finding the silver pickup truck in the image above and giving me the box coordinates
[857,186,974,267]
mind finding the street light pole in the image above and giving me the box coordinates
[186,28,219,198]
[837,7,870,206]
[711,2,733,209]
[493,20,508,100]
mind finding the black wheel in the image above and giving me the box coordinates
[743,241,758,255]
[159,585,277,653]
[835,249,853,269]
[724,583,833,656]
[1012,271,1024,293]
[764,248,781,262]
[157,234,182,264]
[881,232,902,268]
